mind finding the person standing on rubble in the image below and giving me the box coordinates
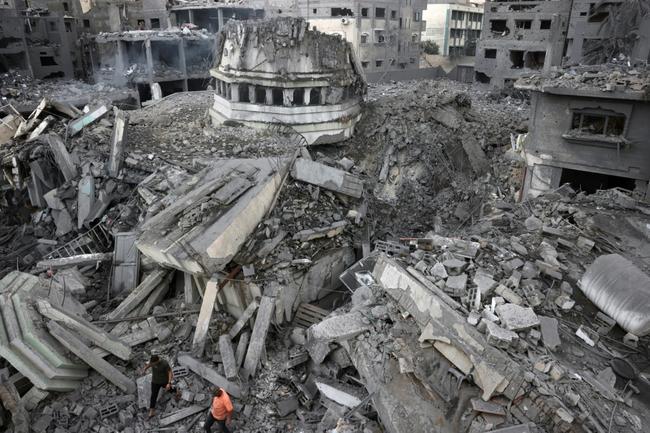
[143,354,181,418]
[205,387,234,433]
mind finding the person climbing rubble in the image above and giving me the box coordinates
[143,354,180,418]
[205,387,234,433]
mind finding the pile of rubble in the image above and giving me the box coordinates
[0,76,648,433]
[517,64,650,94]
[0,72,136,110]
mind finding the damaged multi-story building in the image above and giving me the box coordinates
[295,0,427,73]
[474,0,571,86]
[209,17,367,145]
[0,0,82,79]
[516,67,650,199]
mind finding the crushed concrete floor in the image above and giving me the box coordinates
[0,77,649,433]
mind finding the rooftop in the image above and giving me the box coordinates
[515,65,650,101]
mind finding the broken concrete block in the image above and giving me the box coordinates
[44,134,78,182]
[77,173,95,229]
[243,292,276,378]
[107,108,127,177]
[445,274,467,293]
[37,299,132,361]
[235,331,249,370]
[219,335,238,380]
[538,316,561,351]
[315,382,362,408]
[159,405,205,427]
[136,375,152,409]
[137,158,288,275]
[276,396,299,417]
[495,304,540,331]
[485,321,518,349]
[306,311,371,364]
[554,294,575,311]
[47,321,135,394]
[473,271,497,295]
[192,274,222,357]
[293,220,348,242]
[494,284,523,306]
[228,300,258,339]
[177,353,241,398]
[431,262,448,279]
[106,268,169,321]
[524,216,542,232]
[291,158,363,198]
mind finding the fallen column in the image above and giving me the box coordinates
[234,331,249,370]
[47,321,136,394]
[106,268,169,321]
[242,289,276,378]
[191,275,221,356]
[228,300,258,339]
[36,253,113,270]
[36,299,132,361]
[177,353,241,398]
[219,335,238,380]
[107,108,127,178]
[44,134,78,182]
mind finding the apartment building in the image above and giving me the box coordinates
[0,0,81,79]
[422,1,483,57]
[474,0,571,87]
[296,0,427,73]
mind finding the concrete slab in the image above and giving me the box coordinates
[219,334,238,380]
[495,304,540,331]
[106,268,169,321]
[291,158,363,198]
[243,293,276,378]
[137,158,289,276]
[177,353,241,398]
[192,275,221,357]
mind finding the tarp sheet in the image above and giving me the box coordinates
[580,254,650,336]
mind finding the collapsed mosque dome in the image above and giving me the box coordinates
[209,17,367,145]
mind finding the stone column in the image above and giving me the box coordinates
[226,83,232,100]
[145,38,154,84]
[303,87,312,105]
[283,88,294,106]
[320,87,328,105]
[248,85,256,103]
[265,88,273,105]
[231,83,240,102]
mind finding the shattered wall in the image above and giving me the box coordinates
[296,0,427,72]
[474,0,571,87]
[519,77,650,198]
[565,0,650,66]
[209,17,367,144]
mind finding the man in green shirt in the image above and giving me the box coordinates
[144,355,181,418]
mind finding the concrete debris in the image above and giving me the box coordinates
[291,158,364,198]
[0,59,649,433]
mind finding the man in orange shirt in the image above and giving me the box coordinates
[205,387,233,433]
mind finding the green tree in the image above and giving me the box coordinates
[421,40,440,55]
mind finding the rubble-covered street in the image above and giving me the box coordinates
[1,12,650,433]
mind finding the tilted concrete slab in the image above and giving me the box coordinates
[136,158,289,276]
[106,268,169,321]
[291,158,363,198]
[372,254,524,401]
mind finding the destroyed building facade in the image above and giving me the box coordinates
[0,0,82,79]
[516,68,650,199]
[209,17,367,145]
[474,0,570,86]
[296,0,427,72]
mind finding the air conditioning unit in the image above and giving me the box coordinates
[341,18,349,25]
